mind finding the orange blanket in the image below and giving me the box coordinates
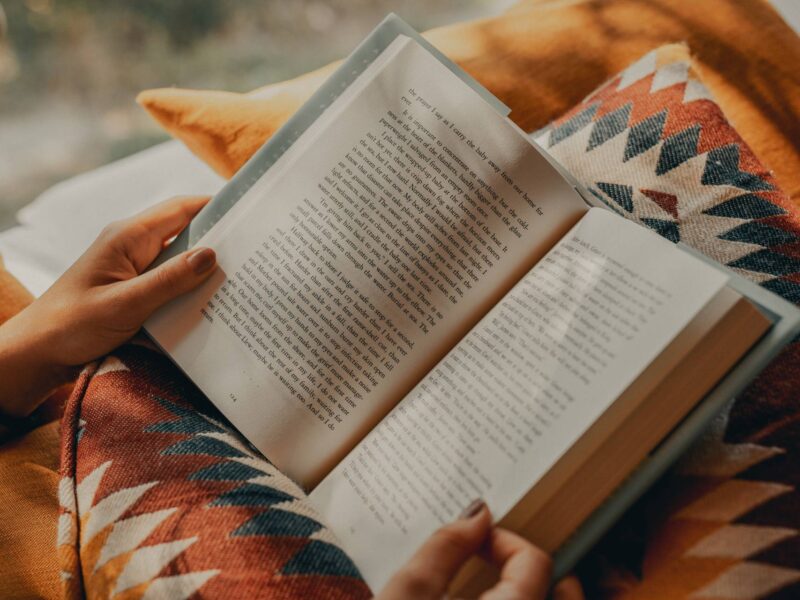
[138,0,800,207]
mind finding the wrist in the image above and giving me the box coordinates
[0,306,78,418]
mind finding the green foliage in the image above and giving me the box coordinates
[4,0,233,61]
[112,0,231,47]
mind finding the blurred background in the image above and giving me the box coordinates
[0,0,505,230]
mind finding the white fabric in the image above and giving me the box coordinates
[0,141,223,296]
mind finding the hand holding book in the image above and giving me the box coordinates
[0,196,217,419]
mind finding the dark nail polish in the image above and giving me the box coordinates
[459,499,485,520]
[188,247,216,274]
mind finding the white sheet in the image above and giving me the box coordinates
[2,0,796,297]
[0,141,224,296]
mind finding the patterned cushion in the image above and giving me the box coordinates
[58,342,370,599]
[533,45,800,599]
[137,0,800,207]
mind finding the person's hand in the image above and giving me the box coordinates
[377,500,584,600]
[26,195,217,366]
[0,196,217,417]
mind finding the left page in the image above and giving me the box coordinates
[145,35,587,488]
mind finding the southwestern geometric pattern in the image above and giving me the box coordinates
[58,341,370,600]
[534,45,800,599]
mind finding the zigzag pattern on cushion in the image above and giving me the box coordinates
[58,344,370,600]
[535,47,800,302]
[533,45,800,599]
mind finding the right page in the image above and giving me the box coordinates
[309,207,730,591]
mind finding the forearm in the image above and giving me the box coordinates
[0,197,215,419]
[0,307,77,418]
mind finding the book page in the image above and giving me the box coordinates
[309,207,729,590]
[145,36,586,488]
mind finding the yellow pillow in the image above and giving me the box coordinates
[138,0,800,207]
[0,421,62,600]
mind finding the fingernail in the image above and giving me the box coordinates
[187,247,216,275]
[459,499,485,520]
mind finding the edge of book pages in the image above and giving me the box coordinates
[148,12,800,585]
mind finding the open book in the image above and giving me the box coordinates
[146,17,789,595]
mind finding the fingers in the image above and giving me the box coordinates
[379,500,491,600]
[133,195,210,242]
[479,528,552,600]
[553,576,585,600]
[118,246,217,319]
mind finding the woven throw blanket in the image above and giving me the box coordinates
[58,46,800,599]
[533,45,800,599]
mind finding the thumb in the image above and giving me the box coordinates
[122,247,217,318]
[379,500,491,600]
[552,576,585,600]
